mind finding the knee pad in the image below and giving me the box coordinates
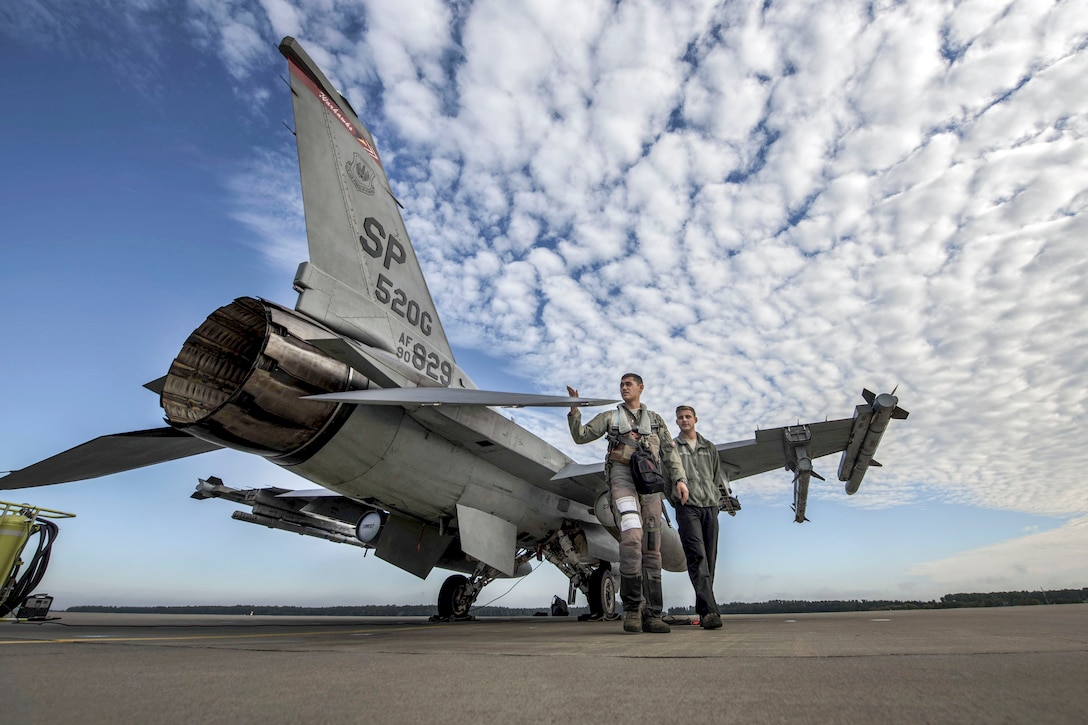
[615,496,642,532]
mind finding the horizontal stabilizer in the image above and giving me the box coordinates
[1,428,222,489]
[305,388,617,408]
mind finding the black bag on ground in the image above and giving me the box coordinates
[630,448,666,495]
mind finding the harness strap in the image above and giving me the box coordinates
[611,405,655,436]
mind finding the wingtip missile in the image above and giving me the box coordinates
[865,387,909,419]
[838,389,909,495]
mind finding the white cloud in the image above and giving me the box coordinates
[909,516,1088,593]
[15,1,1086,595]
[258,0,303,40]
[225,147,307,269]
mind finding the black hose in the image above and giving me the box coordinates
[0,517,59,618]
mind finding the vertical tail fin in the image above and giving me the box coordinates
[279,38,457,385]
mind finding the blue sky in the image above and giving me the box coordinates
[2,0,1087,611]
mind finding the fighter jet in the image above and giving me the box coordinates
[1,38,908,619]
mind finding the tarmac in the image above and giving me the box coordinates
[1,604,1086,724]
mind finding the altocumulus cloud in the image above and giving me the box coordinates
[57,1,1085,572]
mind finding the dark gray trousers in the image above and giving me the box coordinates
[675,504,720,616]
[608,462,663,616]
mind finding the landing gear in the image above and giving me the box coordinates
[437,574,472,619]
[534,527,620,621]
[588,564,618,619]
[433,558,530,621]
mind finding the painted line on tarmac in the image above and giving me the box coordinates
[0,625,426,645]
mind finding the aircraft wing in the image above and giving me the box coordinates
[0,428,222,489]
[550,419,854,484]
[551,390,908,522]
[717,418,855,481]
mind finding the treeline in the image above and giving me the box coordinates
[939,588,1088,608]
[669,599,930,615]
[65,588,1088,616]
[670,588,1088,615]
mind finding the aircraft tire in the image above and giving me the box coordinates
[588,565,617,618]
[437,574,471,619]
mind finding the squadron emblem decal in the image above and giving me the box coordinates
[346,153,375,195]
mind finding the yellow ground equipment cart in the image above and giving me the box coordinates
[1,500,75,619]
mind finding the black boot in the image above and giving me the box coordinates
[642,615,671,633]
[620,574,642,633]
[642,571,664,619]
[641,572,670,633]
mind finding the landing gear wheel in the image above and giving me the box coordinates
[588,565,617,619]
[437,574,471,619]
